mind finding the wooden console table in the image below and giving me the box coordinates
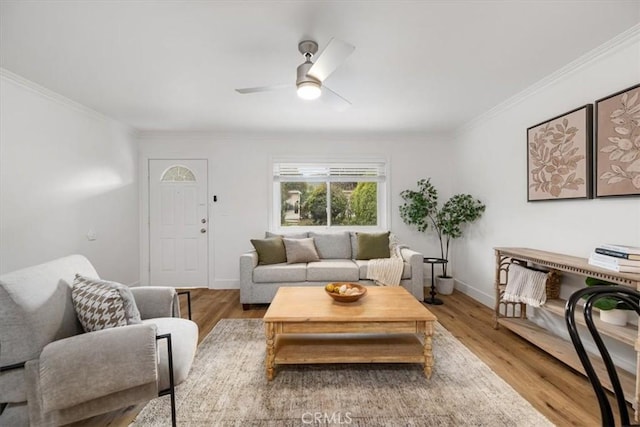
[493,247,640,417]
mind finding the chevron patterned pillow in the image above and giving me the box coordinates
[72,274,141,332]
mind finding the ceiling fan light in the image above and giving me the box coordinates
[297,82,321,100]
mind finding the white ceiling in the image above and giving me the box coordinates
[1,1,639,134]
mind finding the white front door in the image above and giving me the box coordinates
[149,159,208,286]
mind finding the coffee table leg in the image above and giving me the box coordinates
[423,322,434,379]
[265,322,275,380]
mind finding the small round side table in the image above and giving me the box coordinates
[423,257,448,305]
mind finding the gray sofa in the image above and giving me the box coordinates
[240,231,424,308]
[0,255,198,426]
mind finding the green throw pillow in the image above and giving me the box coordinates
[356,232,391,260]
[250,237,287,265]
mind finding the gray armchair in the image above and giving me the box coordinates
[0,255,198,426]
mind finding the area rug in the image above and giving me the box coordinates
[132,319,552,426]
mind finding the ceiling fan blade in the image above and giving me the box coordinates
[321,85,351,111]
[307,38,355,82]
[235,84,292,94]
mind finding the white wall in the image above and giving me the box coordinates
[0,72,139,284]
[451,31,640,306]
[449,29,640,372]
[138,132,452,288]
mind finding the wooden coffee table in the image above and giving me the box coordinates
[263,286,437,380]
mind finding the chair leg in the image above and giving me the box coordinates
[156,333,177,427]
[169,384,176,427]
[177,290,192,320]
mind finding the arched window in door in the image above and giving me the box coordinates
[160,165,196,182]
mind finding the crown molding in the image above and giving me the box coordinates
[457,23,640,135]
[0,67,133,133]
[136,129,452,143]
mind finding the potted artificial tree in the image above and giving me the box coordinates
[400,178,485,295]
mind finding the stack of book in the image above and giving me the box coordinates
[589,244,640,274]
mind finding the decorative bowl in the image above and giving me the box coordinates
[324,283,367,303]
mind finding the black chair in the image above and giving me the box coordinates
[565,285,640,427]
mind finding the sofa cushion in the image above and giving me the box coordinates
[253,263,307,283]
[350,232,359,260]
[72,275,142,332]
[306,260,359,282]
[265,231,308,239]
[309,231,352,259]
[356,232,391,259]
[355,260,412,280]
[284,237,320,264]
[251,237,287,265]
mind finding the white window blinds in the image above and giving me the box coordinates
[273,162,386,182]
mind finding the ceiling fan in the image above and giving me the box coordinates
[235,38,355,110]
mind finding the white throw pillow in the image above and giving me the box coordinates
[283,237,320,264]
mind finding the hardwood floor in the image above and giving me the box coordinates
[429,291,605,426]
[77,288,623,426]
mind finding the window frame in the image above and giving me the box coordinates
[270,157,389,232]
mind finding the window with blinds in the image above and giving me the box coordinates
[272,161,387,229]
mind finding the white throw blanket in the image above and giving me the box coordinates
[366,237,406,286]
[503,263,548,307]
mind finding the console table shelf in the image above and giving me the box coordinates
[493,247,640,416]
[497,317,636,405]
[541,298,637,346]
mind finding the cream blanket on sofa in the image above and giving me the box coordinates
[366,239,406,286]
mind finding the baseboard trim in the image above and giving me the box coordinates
[454,278,494,308]
[211,279,240,290]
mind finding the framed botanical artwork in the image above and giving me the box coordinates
[527,104,593,201]
[595,83,640,198]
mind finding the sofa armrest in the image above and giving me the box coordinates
[239,251,259,304]
[131,287,180,319]
[400,248,424,301]
[33,324,158,412]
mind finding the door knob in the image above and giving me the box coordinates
[201,218,207,224]
[200,228,207,234]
